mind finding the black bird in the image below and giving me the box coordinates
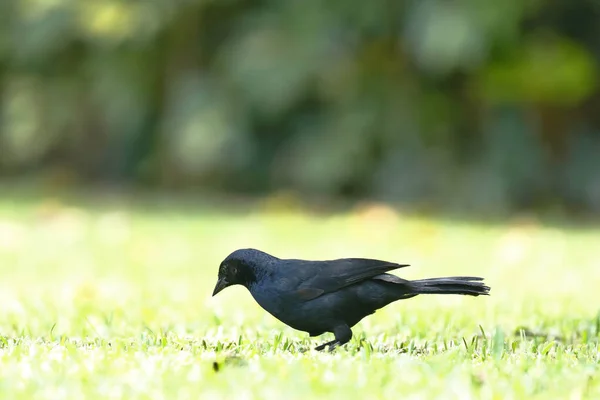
[212,248,490,351]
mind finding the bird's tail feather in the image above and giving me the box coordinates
[408,276,490,296]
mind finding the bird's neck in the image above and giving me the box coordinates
[242,264,271,290]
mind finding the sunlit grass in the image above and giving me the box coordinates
[0,194,598,399]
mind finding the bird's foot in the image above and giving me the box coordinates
[315,325,352,351]
[315,340,340,352]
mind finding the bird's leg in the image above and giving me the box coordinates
[315,324,352,351]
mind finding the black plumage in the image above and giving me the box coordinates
[212,248,490,351]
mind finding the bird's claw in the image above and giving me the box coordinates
[315,340,339,352]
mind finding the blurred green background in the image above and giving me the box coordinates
[1,0,600,216]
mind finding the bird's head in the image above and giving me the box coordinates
[212,248,275,296]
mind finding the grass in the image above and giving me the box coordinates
[0,193,598,399]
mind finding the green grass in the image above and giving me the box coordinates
[0,194,598,399]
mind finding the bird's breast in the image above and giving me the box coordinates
[249,287,286,315]
[249,286,316,329]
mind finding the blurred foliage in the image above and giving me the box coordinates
[0,0,600,214]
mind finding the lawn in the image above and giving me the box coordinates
[0,192,598,399]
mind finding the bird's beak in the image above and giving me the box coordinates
[212,278,229,296]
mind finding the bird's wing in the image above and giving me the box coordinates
[289,258,409,301]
